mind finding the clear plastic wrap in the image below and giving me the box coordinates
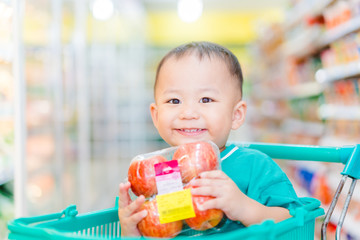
[125,141,226,238]
[184,183,224,231]
[137,198,183,238]
[174,141,219,184]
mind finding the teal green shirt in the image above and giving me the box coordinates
[180,144,301,236]
[221,144,300,209]
[218,144,301,232]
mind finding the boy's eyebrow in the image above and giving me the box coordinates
[162,89,180,95]
[198,87,219,93]
[162,87,220,95]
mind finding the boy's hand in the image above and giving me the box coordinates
[189,170,247,222]
[118,182,148,236]
[189,170,290,226]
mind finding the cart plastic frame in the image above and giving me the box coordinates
[233,142,360,240]
[8,142,360,240]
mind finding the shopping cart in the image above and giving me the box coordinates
[7,142,360,240]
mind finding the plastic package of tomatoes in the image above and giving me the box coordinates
[126,141,226,238]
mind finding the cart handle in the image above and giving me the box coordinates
[232,142,353,163]
[232,142,360,179]
[232,142,360,240]
[7,205,78,239]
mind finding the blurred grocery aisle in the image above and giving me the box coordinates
[248,1,360,239]
[1,0,360,239]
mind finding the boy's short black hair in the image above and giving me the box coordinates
[154,41,243,97]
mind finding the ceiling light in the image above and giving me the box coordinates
[177,0,203,23]
[92,0,114,21]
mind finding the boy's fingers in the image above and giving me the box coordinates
[124,195,145,216]
[190,178,228,188]
[196,198,221,211]
[191,186,219,197]
[118,182,131,208]
[199,170,228,179]
[128,209,148,225]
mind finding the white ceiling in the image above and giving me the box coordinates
[142,0,289,11]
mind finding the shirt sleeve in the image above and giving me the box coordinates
[219,147,303,232]
[245,150,302,210]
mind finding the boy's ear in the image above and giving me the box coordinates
[231,100,247,130]
[150,103,159,130]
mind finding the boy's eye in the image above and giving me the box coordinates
[168,99,180,104]
[200,97,212,103]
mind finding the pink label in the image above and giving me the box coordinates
[155,160,183,195]
[155,160,180,176]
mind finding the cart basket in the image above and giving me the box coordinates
[8,142,360,240]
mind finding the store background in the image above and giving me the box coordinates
[1,0,360,239]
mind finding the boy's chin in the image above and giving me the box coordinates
[171,137,213,146]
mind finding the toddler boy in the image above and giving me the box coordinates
[118,41,301,236]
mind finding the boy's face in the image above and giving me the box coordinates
[150,54,246,151]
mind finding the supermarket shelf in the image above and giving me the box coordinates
[256,105,287,121]
[283,0,335,30]
[281,118,325,137]
[282,26,323,59]
[283,16,360,60]
[289,82,324,99]
[315,61,360,83]
[318,15,360,48]
[318,104,360,120]
[258,81,323,100]
[307,0,336,18]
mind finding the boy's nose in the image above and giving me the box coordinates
[179,104,200,120]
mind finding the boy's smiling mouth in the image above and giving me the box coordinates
[176,128,206,136]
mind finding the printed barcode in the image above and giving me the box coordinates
[161,206,191,215]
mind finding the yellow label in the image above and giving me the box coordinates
[156,189,195,224]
